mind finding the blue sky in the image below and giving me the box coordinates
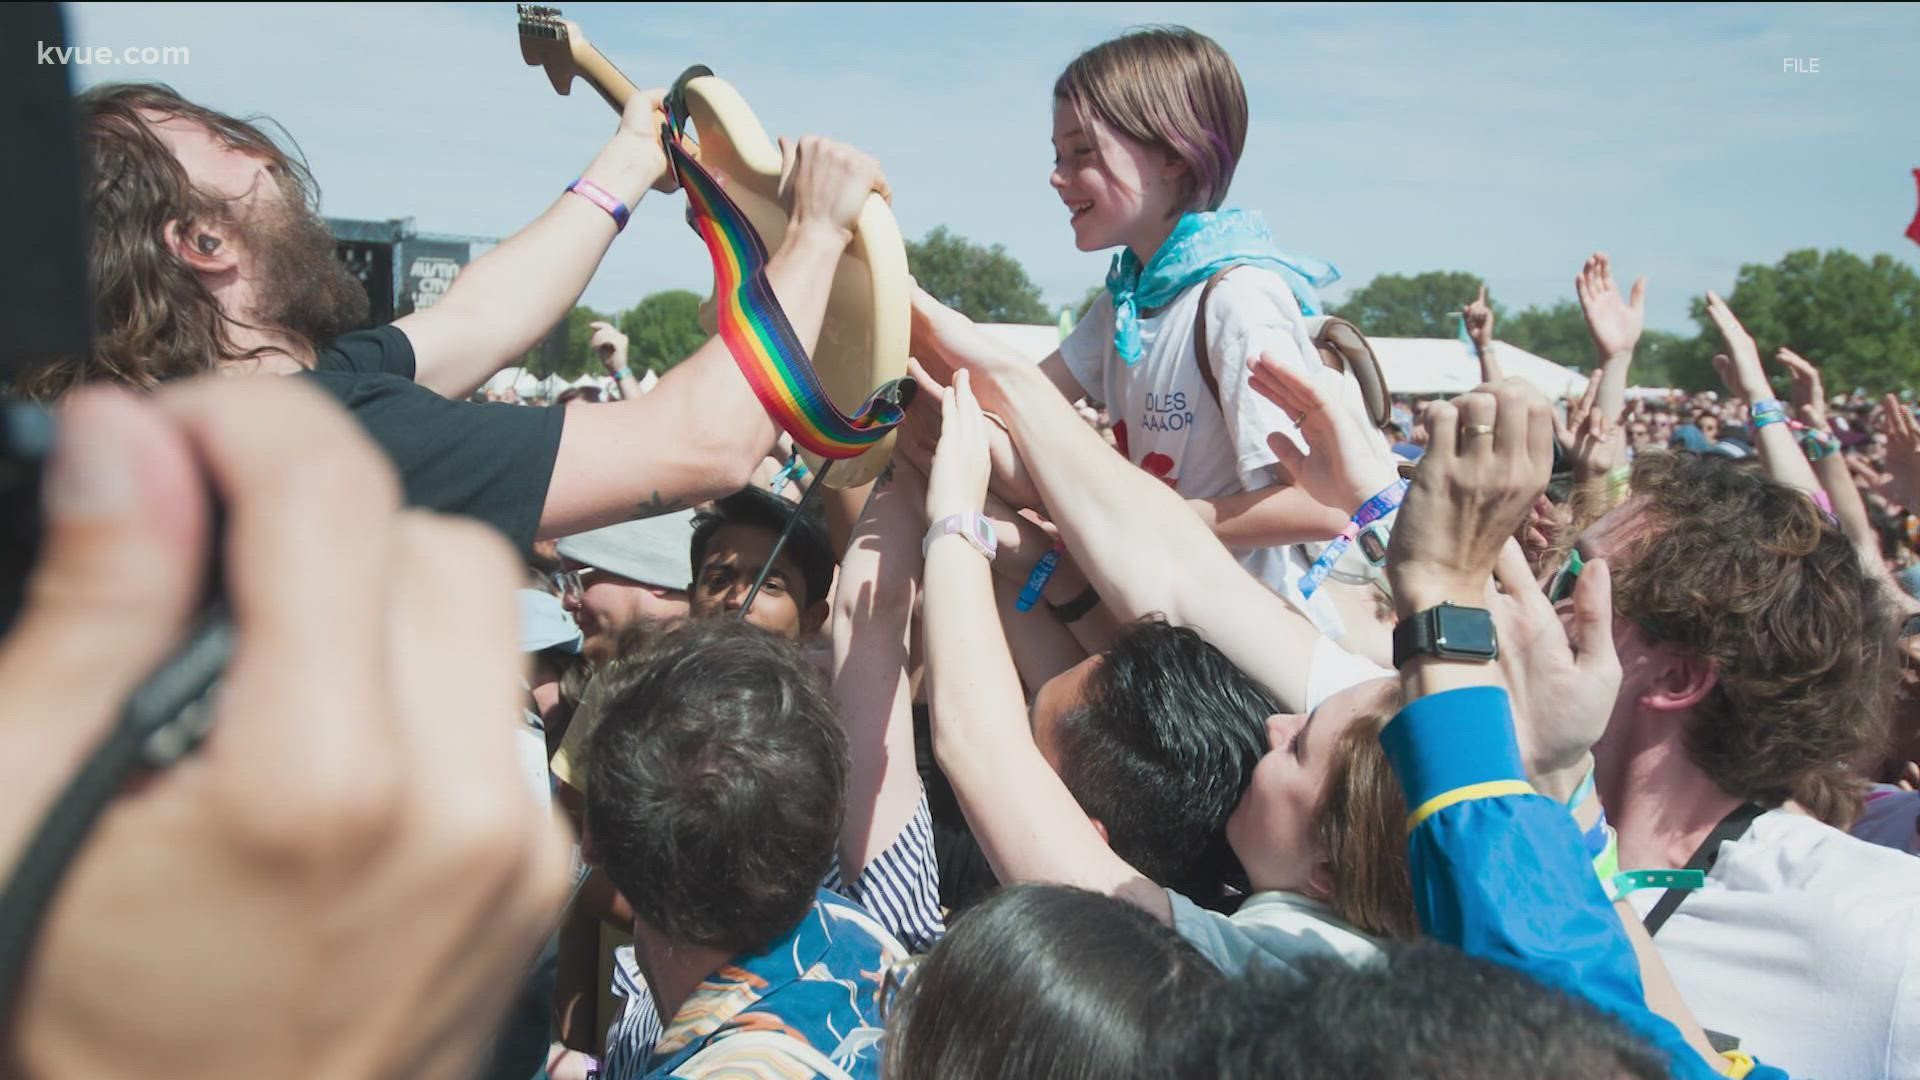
[64,2,1920,333]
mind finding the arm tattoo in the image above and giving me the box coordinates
[633,491,688,519]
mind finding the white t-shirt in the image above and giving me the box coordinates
[1627,808,1920,1077]
[1060,270,1361,633]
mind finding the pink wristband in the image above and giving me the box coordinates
[565,178,629,232]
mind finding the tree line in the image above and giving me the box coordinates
[528,230,1920,395]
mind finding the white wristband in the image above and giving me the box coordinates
[923,512,997,562]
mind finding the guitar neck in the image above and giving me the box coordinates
[572,41,637,114]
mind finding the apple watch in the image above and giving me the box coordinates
[1392,603,1499,669]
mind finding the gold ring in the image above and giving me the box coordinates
[1462,424,1496,437]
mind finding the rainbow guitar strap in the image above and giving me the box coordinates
[662,66,910,461]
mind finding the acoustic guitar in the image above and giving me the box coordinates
[518,4,908,488]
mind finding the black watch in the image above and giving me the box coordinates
[1392,603,1499,669]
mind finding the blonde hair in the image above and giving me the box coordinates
[1054,26,1248,214]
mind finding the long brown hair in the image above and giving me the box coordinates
[1314,686,1418,941]
[20,83,316,399]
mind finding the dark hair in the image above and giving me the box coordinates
[1193,943,1672,1080]
[691,487,834,607]
[24,83,317,398]
[584,619,846,954]
[1616,451,1898,824]
[556,385,604,406]
[884,885,1224,1080]
[1053,619,1272,895]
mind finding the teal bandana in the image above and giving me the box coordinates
[1105,209,1339,365]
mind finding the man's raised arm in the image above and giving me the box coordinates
[536,137,888,537]
[397,91,670,399]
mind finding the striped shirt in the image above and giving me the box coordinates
[596,791,942,1080]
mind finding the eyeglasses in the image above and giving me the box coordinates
[551,567,601,605]
[1546,548,1584,605]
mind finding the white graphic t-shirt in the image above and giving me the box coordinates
[1060,268,1366,631]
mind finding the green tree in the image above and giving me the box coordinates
[1499,300,1592,370]
[1675,249,1920,396]
[1331,271,1487,338]
[1075,283,1106,320]
[523,304,606,380]
[908,226,1050,324]
[619,290,708,375]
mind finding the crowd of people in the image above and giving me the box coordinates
[4,9,1918,1080]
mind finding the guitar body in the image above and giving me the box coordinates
[520,7,906,488]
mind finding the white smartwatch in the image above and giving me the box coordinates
[923,512,998,561]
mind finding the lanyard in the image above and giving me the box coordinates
[1641,802,1766,937]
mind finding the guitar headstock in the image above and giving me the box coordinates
[518,4,585,95]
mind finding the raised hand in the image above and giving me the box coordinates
[616,86,676,194]
[1703,291,1771,402]
[1248,352,1400,513]
[1574,253,1646,362]
[1463,284,1496,352]
[588,320,630,375]
[1388,378,1557,614]
[1879,393,1920,510]
[780,135,891,246]
[1489,541,1622,800]
[1775,348,1830,432]
[1570,402,1626,487]
[906,358,1043,509]
[925,369,996,523]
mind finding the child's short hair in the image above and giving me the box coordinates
[1055,26,1248,214]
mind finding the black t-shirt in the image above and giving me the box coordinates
[302,327,564,553]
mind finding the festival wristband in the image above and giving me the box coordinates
[1301,479,1409,599]
[565,178,630,232]
[1017,546,1062,613]
[1749,398,1789,431]
[613,366,635,383]
[1798,426,1838,461]
[923,512,997,562]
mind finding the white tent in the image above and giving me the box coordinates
[980,323,1067,363]
[977,324,1589,401]
[482,365,525,395]
[1370,338,1588,400]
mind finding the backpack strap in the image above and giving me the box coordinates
[1641,802,1767,938]
[1189,266,1245,412]
[1189,269,1394,431]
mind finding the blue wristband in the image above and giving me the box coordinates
[1750,398,1789,430]
[1301,479,1409,599]
[1016,548,1061,613]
